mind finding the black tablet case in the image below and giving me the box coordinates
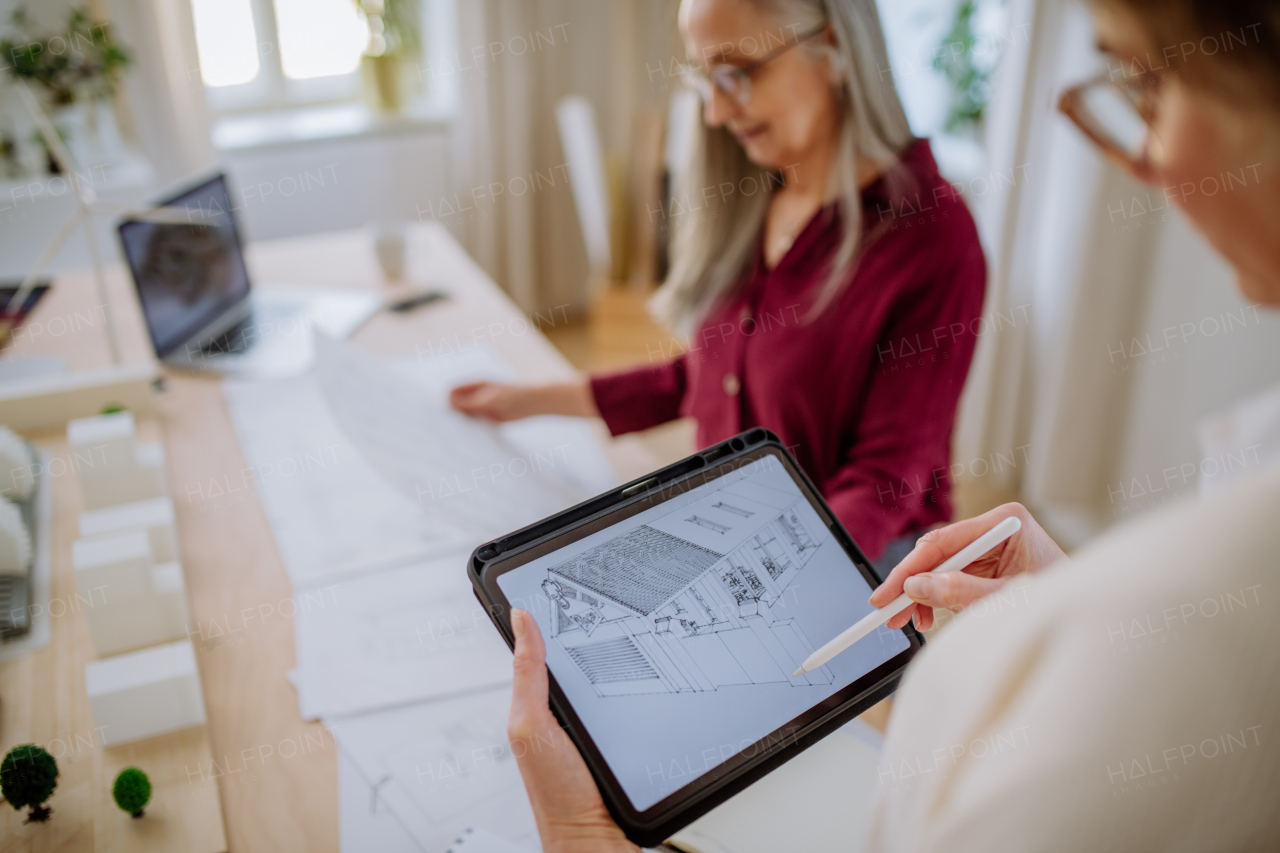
[469,428,922,847]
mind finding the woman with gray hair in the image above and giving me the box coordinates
[452,0,988,578]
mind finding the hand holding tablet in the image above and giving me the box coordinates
[470,430,923,846]
[507,609,636,853]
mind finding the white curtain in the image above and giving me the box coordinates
[955,0,1280,544]
[106,0,217,182]
[450,0,630,315]
[953,0,1164,542]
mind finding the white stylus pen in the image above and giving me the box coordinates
[793,515,1022,676]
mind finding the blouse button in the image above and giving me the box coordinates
[723,373,741,396]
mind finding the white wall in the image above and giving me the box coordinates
[222,130,453,244]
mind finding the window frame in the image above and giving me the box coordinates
[193,0,456,123]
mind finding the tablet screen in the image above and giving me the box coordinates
[495,453,910,811]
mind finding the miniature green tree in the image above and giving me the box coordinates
[1,743,59,822]
[112,766,150,818]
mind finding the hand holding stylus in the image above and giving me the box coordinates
[874,503,1067,632]
[795,504,1068,675]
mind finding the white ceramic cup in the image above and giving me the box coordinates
[373,221,407,279]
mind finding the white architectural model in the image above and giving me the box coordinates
[80,496,180,564]
[65,413,208,743]
[67,411,167,510]
[85,639,207,746]
[542,480,834,697]
[71,530,189,656]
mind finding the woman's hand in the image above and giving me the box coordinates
[868,503,1067,632]
[449,378,600,422]
[508,609,639,853]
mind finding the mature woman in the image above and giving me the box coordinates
[504,0,1280,850]
[451,0,987,577]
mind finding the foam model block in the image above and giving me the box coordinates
[72,531,190,656]
[71,531,153,602]
[85,640,207,746]
[67,412,168,510]
[79,497,179,564]
[80,561,191,657]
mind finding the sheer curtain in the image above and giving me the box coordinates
[954,0,1162,543]
[107,0,217,182]
[449,0,627,315]
[955,0,1280,544]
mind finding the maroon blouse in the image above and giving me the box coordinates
[590,140,987,560]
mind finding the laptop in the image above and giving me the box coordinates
[118,172,380,378]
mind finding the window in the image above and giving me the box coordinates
[189,0,456,121]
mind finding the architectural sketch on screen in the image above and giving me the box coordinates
[540,480,834,696]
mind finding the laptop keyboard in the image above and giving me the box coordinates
[199,301,301,357]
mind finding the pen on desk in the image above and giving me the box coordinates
[793,515,1023,676]
[386,290,449,313]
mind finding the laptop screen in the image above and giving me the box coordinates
[118,173,251,357]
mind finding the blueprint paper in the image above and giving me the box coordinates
[314,335,605,538]
[223,340,617,584]
[222,373,474,586]
[338,747,425,852]
[445,828,535,853]
[496,456,910,811]
[293,552,513,720]
[332,687,542,852]
[388,350,618,501]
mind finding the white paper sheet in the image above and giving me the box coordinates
[292,552,513,720]
[445,828,536,853]
[339,747,426,852]
[222,373,474,586]
[314,335,608,538]
[331,687,542,853]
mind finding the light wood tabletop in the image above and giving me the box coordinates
[0,222,660,852]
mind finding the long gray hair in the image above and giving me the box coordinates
[653,0,913,335]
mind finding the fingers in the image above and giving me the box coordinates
[903,571,1008,613]
[886,601,924,631]
[509,609,552,738]
[868,504,1031,607]
[448,382,490,413]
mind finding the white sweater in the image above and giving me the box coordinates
[868,460,1280,851]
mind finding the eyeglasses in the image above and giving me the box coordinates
[1058,69,1163,180]
[680,23,829,106]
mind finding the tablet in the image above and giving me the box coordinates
[469,429,922,846]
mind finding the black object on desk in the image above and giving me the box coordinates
[386,290,449,313]
[0,280,52,348]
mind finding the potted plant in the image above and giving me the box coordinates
[0,6,132,172]
[111,766,151,818]
[1,744,59,823]
[357,0,421,112]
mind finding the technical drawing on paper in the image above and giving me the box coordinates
[540,480,834,696]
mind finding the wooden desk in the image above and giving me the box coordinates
[0,223,659,852]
